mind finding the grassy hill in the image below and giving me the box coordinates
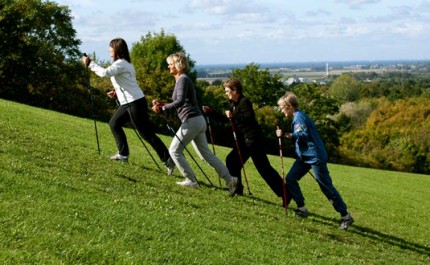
[0,99,429,264]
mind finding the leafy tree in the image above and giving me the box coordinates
[128,30,198,130]
[290,83,342,160]
[329,73,361,103]
[231,63,285,106]
[340,97,430,173]
[130,30,195,102]
[0,0,90,116]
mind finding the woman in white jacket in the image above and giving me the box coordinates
[82,38,174,174]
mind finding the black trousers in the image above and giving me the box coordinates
[226,137,285,197]
[109,97,170,162]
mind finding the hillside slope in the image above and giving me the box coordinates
[0,99,429,264]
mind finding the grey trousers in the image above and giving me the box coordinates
[169,115,232,183]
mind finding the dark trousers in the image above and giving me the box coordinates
[109,97,170,162]
[226,138,285,198]
[286,159,348,216]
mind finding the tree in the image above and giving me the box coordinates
[231,63,285,106]
[130,29,197,130]
[0,0,87,115]
[290,83,342,160]
[329,74,361,103]
[131,30,195,102]
[339,97,430,174]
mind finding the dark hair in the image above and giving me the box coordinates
[223,78,243,94]
[109,38,131,63]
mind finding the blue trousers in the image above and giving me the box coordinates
[286,159,348,216]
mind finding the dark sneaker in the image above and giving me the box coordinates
[339,215,354,230]
[234,185,244,196]
[164,158,175,176]
[227,177,238,197]
[294,207,309,218]
[109,153,128,162]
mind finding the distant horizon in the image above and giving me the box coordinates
[195,58,430,68]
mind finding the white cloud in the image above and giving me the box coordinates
[337,0,382,9]
[51,0,430,64]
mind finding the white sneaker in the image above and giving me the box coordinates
[176,178,198,188]
[109,153,128,162]
[226,177,238,197]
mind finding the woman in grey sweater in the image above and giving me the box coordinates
[152,52,237,196]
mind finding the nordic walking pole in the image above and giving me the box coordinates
[160,113,216,188]
[128,117,162,171]
[206,116,216,155]
[228,117,252,195]
[203,108,222,188]
[277,125,288,212]
[84,53,101,155]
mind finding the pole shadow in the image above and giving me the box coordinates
[308,212,430,257]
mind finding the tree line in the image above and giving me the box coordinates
[1,0,429,174]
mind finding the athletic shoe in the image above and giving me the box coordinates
[295,207,309,218]
[339,215,354,230]
[176,178,198,188]
[109,153,128,162]
[227,177,238,197]
[164,158,175,176]
[234,185,244,196]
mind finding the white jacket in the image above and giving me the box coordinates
[89,59,144,105]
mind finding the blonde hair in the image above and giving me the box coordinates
[166,52,189,73]
[278,92,298,109]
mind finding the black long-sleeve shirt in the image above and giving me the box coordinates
[229,95,262,144]
[208,94,262,144]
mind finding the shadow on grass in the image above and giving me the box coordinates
[309,213,430,257]
[233,193,430,257]
[116,174,138,183]
[112,171,429,257]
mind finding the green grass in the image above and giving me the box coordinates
[1,98,429,264]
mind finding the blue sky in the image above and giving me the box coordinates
[53,0,430,65]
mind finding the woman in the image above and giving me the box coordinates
[276,92,354,230]
[82,38,174,174]
[222,78,286,200]
[152,52,237,196]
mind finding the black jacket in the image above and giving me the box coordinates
[229,95,263,144]
[207,95,262,144]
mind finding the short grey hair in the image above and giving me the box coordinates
[278,92,298,109]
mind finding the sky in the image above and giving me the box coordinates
[53,0,430,65]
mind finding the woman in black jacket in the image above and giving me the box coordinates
[204,78,285,200]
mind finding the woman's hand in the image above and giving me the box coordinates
[151,100,164,113]
[82,55,91,67]
[107,90,116,99]
[152,105,161,113]
[202,105,213,114]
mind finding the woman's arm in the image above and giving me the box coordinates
[89,60,124,78]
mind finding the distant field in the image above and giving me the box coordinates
[197,68,387,83]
